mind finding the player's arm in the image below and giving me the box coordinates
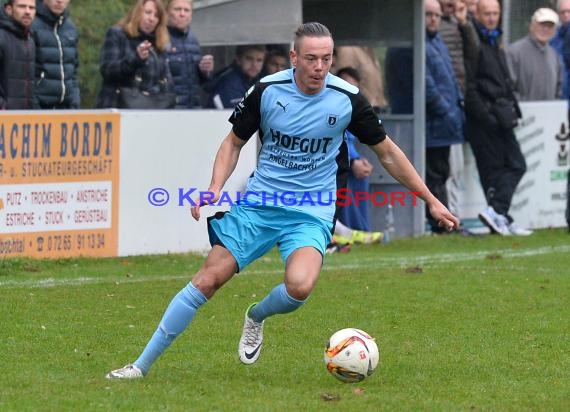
[191,130,247,220]
[348,91,458,231]
[369,136,459,231]
[191,83,262,220]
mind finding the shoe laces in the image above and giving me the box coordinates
[244,318,263,346]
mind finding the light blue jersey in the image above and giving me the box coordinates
[230,68,385,222]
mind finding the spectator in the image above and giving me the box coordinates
[0,0,36,110]
[206,44,266,109]
[437,0,479,222]
[32,0,80,109]
[465,0,532,236]
[438,0,479,94]
[465,0,478,17]
[166,0,214,108]
[327,63,383,250]
[334,46,388,111]
[425,0,464,234]
[261,46,289,76]
[551,0,570,117]
[95,0,174,109]
[384,46,413,114]
[335,66,380,237]
[506,8,562,102]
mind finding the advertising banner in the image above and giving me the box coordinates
[0,113,120,258]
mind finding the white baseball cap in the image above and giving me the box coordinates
[532,8,559,25]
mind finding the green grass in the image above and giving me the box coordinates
[1,229,570,411]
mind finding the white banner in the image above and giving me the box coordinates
[0,181,112,233]
[458,100,568,229]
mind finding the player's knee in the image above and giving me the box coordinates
[286,281,314,300]
[191,274,221,299]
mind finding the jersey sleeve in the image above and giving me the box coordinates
[228,83,263,141]
[347,92,387,145]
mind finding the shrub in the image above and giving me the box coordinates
[71,1,130,108]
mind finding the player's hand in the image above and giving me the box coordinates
[190,190,220,221]
[428,199,460,231]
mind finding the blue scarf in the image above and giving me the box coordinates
[474,20,502,47]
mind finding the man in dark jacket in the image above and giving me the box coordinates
[425,0,464,233]
[32,0,79,109]
[465,0,531,236]
[0,0,36,110]
[166,0,213,108]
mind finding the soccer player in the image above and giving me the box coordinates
[106,22,459,379]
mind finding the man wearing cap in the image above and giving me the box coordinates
[506,7,562,101]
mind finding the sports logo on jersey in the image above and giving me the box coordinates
[233,101,245,118]
[244,85,255,99]
[327,114,339,127]
[276,100,290,112]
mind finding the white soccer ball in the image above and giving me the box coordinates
[324,328,379,383]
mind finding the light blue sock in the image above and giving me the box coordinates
[134,282,207,374]
[248,283,306,322]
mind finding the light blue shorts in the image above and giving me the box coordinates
[207,204,333,271]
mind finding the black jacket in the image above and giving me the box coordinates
[0,7,35,109]
[464,23,520,135]
[32,1,80,108]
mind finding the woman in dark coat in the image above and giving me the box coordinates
[95,0,173,109]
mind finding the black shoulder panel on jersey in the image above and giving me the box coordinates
[326,83,356,98]
[229,82,267,140]
[347,92,387,146]
[230,79,295,140]
[262,79,293,87]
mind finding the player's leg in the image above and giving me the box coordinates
[106,245,238,379]
[239,210,331,364]
[239,247,323,364]
[251,246,322,318]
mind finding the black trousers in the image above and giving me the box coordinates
[426,146,450,232]
[468,128,526,218]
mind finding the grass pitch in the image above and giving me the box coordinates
[1,229,569,411]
